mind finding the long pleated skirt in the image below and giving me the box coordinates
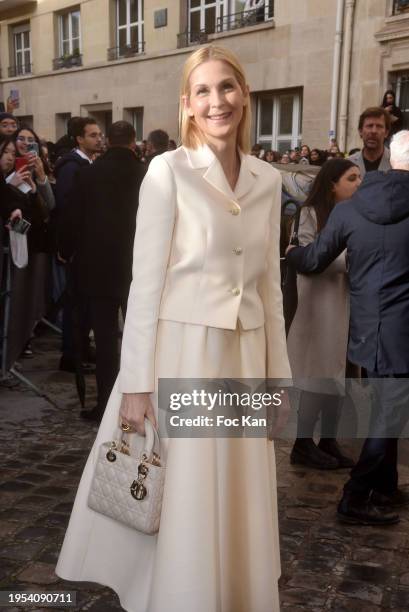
[56,321,281,612]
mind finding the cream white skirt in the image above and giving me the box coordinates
[56,321,281,612]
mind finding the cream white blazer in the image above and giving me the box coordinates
[120,145,291,392]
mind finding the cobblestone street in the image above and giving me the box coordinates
[1,326,409,612]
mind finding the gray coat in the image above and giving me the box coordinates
[286,207,350,394]
[348,147,391,176]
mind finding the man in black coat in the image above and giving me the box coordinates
[287,130,409,526]
[59,121,146,422]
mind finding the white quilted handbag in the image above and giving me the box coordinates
[88,419,165,535]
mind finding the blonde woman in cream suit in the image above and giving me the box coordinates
[56,45,291,612]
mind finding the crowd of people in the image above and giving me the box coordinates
[1,40,409,610]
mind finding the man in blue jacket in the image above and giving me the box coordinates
[287,130,409,526]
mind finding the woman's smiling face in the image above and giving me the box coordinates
[184,59,248,146]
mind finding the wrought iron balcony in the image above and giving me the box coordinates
[107,43,145,61]
[177,29,209,48]
[393,0,409,14]
[52,53,82,70]
[8,63,32,77]
[217,7,273,32]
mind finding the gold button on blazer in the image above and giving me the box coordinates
[120,145,291,392]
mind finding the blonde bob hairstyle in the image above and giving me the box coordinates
[179,45,251,153]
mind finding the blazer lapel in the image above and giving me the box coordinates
[185,145,236,200]
[234,153,258,200]
[184,145,259,202]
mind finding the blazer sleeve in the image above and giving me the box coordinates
[287,204,347,274]
[119,155,176,393]
[259,172,292,380]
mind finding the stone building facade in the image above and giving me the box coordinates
[0,0,408,151]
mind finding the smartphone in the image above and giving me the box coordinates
[15,157,28,172]
[10,217,31,235]
[27,142,39,156]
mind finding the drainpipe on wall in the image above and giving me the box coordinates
[338,0,356,153]
[329,0,345,143]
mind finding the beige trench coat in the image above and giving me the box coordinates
[286,206,350,395]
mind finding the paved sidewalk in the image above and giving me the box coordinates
[1,327,409,611]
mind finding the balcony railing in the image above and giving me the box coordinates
[217,7,271,32]
[393,0,409,14]
[52,53,82,70]
[177,29,209,48]
[107,43,145,61]
[8,63,32,77]
[178,5,274,48]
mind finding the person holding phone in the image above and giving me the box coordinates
[14,126,55,212]
[0,137,27,224]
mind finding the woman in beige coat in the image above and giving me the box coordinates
[287,159,361,469]
[56,45,291,612]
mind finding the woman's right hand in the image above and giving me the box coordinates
[9,166,31,187]
[119,392,157,436]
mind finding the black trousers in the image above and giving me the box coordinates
[87,296,127,414]
[344,372,409,497]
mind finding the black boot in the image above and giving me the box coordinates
[337,492,399,526]
[318,438,355,468]
[290,438,339,469]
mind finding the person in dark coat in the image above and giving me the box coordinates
[54,117,103,372]
[286,129,409,527]
[59,121,146,422]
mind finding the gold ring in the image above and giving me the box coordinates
[121,422,132,432]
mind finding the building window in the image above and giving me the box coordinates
[11,24,31,76]
[124,106,144,141]
[60,9,81,56]
[256,90,302,152]
[187,0,273,36]
[392,0,409,15]
[117,0,144,53]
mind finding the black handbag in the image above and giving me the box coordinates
[280,202,301,336]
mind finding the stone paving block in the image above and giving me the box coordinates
[84,594,123,611]
[16,562,60,585]
[16,472,51,484]
[280,586,328,607]
[340,561,392,584]
[285,507,321,521]
[329,597,382,612]
[0,558,19,582]
[351,546,396,567]
[389,587,409,609]
[286,571,337,593]
[0,542,44,561]
[295,553,339,573]
[16,495,57,508]
[337,579,384,605]
[52,502,74,514]
[15,526,62,541]
[361,531,407,551]
[0,508,44,523]
[0,481,34,493]
[0,521,20,539]
[34,486,71,497]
